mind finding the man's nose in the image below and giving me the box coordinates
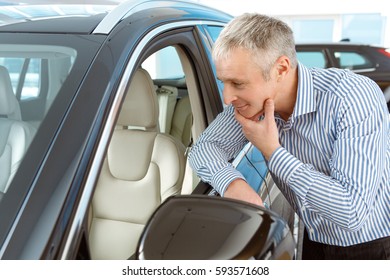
[223,87,236,105]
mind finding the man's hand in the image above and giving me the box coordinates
[224,179,264,207]
[235,99,280,160]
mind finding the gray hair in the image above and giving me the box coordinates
[213,13,297,80]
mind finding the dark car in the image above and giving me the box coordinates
[0,0,296,260]
[296,42,390,111]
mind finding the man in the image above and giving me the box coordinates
[188,13,390,259]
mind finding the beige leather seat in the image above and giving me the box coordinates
[156,85,178,134]
[0,66,36,193]
[89,68,186,260]
[170,95,193,147]
[156,85,193,147]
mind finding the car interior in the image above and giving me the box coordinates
[87,45,203,259]
[88,67,188,259]
[0,45,76,197]
[0,65,37,194]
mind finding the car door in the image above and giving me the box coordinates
[296,46,335,68]
[55,21,231,259]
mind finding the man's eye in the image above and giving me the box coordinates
[233,82,244,88]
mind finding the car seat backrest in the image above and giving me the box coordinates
[170,95,193,147]
[0,66,21,120]
[156,85,193,148]
[156,85,178,134]
[89,68,186,260]
[0,66,36,193]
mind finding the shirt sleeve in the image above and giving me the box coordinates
[268,80,389,232]
[188,105,248,195]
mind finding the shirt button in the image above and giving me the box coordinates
[301,206,306,211]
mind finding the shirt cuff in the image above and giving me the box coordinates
[268,146,303,184]
[211,165,246,196]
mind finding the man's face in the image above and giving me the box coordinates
[216,48,277,120]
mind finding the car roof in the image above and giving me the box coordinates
[0,1,117,33]
[0,0,232,34]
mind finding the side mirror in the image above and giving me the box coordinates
[135,195,295,260]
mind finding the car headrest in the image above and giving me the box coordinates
[0,65,21,120]
[117,68,159,131]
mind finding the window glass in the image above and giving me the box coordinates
[0,57,23,92]
[204,25,223,42]
[342,14,385,45]
[0,35,101,248]
[0,45,76,103]
[22,58,41,100]
[0,44,76,194]
[296,51,327,68]
[334,51,374,70]
[142,46,183,79]
[293,19,333,43]
[0,57,41,99]
[235,145,268,193]
[203,25,225,100]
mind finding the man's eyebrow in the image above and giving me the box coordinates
[217,77,245,83]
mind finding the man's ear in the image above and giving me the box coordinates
[275,55,290,81]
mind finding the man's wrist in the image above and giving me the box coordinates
[263,144,281,161]
[224,179,264,207]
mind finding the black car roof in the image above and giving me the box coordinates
[0,0,232,34]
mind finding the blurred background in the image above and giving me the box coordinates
[1,0,388,47]
[194,0,389,47]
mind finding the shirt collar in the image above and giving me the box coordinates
[275,63,317,128]
[293,62,317,119]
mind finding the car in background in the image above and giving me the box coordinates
[296,42,390,111]
[0,0,296,260]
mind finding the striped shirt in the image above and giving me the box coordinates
[188,63,390,246]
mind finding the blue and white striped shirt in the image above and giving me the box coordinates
[188,63,390,246]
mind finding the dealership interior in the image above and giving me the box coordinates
[197,0,390,47]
